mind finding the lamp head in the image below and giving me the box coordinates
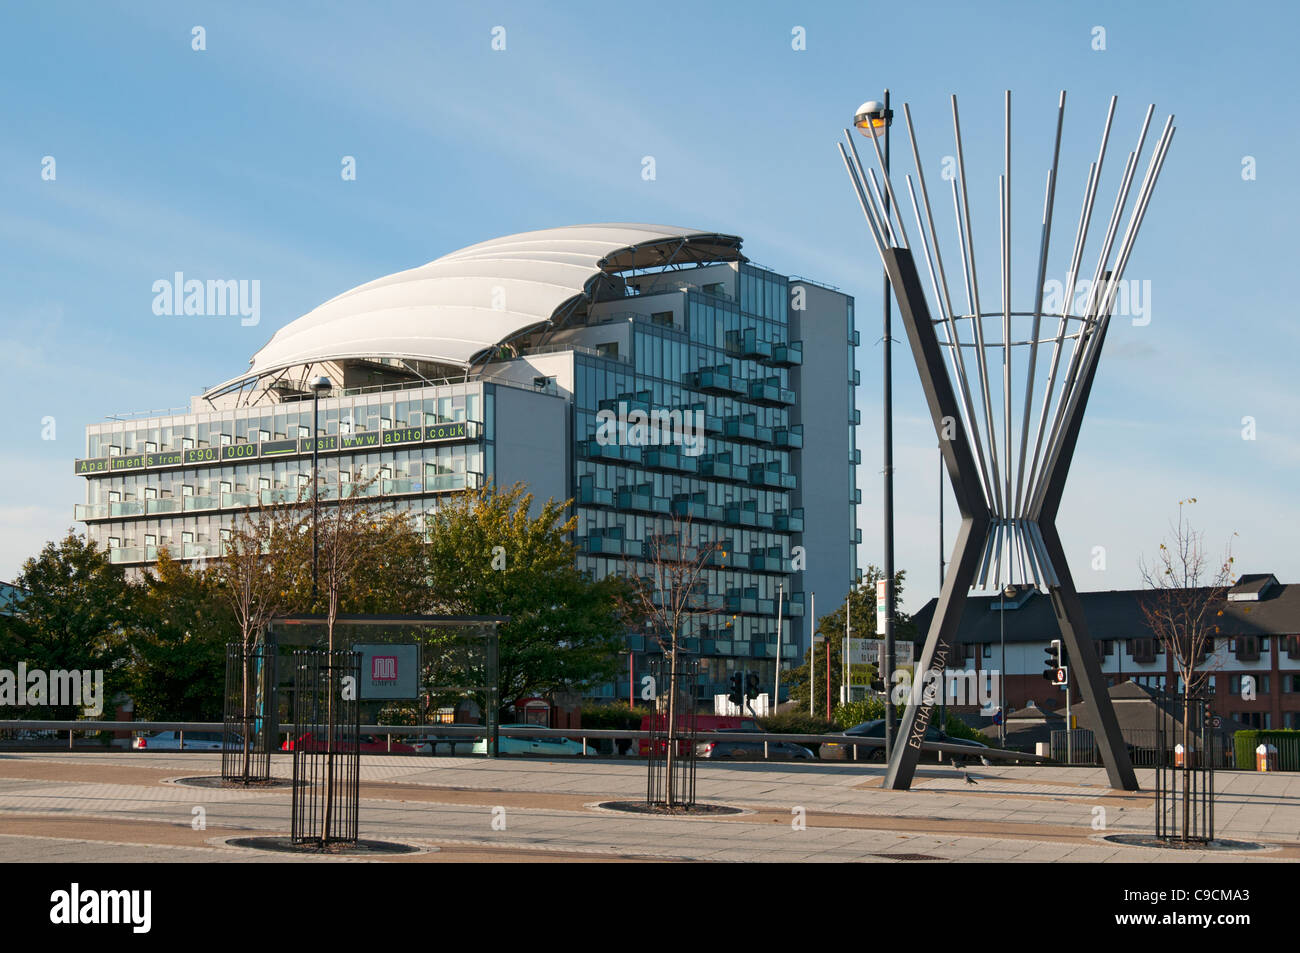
[310,376,333,393]
[854,100,890,138]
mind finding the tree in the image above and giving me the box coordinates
[212,498,309,782]
[624,512,721,806]
[1138,498,1235,841]
[0,531,134,719]
[423,481,633,708]
[786,566,916,717]
[126,550,232,721]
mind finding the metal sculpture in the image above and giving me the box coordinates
[839,91,1175,791]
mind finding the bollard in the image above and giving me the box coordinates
[1256,743,1278,772]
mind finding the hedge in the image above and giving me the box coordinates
[1233,729,1300,771]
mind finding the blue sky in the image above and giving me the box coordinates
[1,0,1297,607]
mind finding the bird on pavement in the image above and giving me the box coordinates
[980,755,993,767]
[963,770,978,785]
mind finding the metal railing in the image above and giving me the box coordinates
[0,719,1041,763]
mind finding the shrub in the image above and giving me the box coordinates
[757,712,837,735]
[580,701,647,731]
[1233,729,1300,771]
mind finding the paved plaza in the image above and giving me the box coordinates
[0,752,1297,862]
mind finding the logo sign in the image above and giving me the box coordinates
[354,643,419,700]
[876,578,887,634]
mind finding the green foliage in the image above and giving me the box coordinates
[580,701,647,730]
[942,714,989,744]
[423,482,634,707]
[1234,730,1300,771]
[124,550,233,720]
[785,566,917,715]
[832,697,888,729]
[757,711,837,735]
[0,531,134,717]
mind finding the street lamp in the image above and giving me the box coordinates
[856,92,896,759]
[310,375,332,599]
[998,583,1016,748]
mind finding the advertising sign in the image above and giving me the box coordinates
[353,643,420,700]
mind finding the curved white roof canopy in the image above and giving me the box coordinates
[210,224,743,396]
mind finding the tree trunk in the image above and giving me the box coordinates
[241,637,252,783]
[322,601,337,846]
[1181,692,1191,841]
[665,641,678,807]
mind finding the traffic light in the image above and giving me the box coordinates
[1043,639,1068,686]
[727,672,743,707]
[745,672,760,700]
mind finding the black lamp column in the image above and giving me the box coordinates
[310,375,332,600]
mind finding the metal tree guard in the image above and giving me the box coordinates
[290,649,361,846]
[1155,688,1215,843]
[646,654,700,808]
[839,91,1175,791]
[222,641,276,783]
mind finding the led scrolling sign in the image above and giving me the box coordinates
[74,421,473,476]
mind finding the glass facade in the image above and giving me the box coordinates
[76,258,857,709]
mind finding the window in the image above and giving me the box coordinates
[595,342,619,359]
[1129,638,1157,663]
[1235,636,1260,661]
[651,311,674,327]
[982,644,992,659]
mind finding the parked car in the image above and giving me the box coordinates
[638,715,758,757]
[408,725,485,755]
[820,720,989,761]
[280,733,416,754]
[696,730,815,761]
[471,724,599,757]
[133,730,225,751]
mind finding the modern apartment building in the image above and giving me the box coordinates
[73,224,859,703]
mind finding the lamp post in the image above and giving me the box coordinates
[310,375,332,600]
[998,583,1015,748]
[855,92,894,758]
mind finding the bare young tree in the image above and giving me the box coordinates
[625,513,721,806]
[314,477,388,844]
[1138,498,1235,839]
[213,498,309,783]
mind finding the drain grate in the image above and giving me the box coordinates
[869,851,943,861]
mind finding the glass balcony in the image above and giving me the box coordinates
[183,542,213,560]
[260,487,300,505]
[726,328,772,361]
[645,448,697,474]
[427,471,475,492]
[774,508,804,532]
[685,368,745,397]
[183,495,219,512]
[108,546,147,564]
[747,378,795,407]
[699,457,736,480]
[616,487,669,514]
[110,501,146,517]
[724,504,758,527]
[578,484,615,506]
[756,511,775,530]
[773,425,803,449]
[145,498,183,515]
[722,416,772,445]
[582,536,624,555]
[769,341,803,367]
[222,490,259,509]
[382,478,422,495]
[74,503,110,521]
[670,499,722,522]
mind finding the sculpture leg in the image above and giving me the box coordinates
[1039,521,1139,791]
[884,514,988,790]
